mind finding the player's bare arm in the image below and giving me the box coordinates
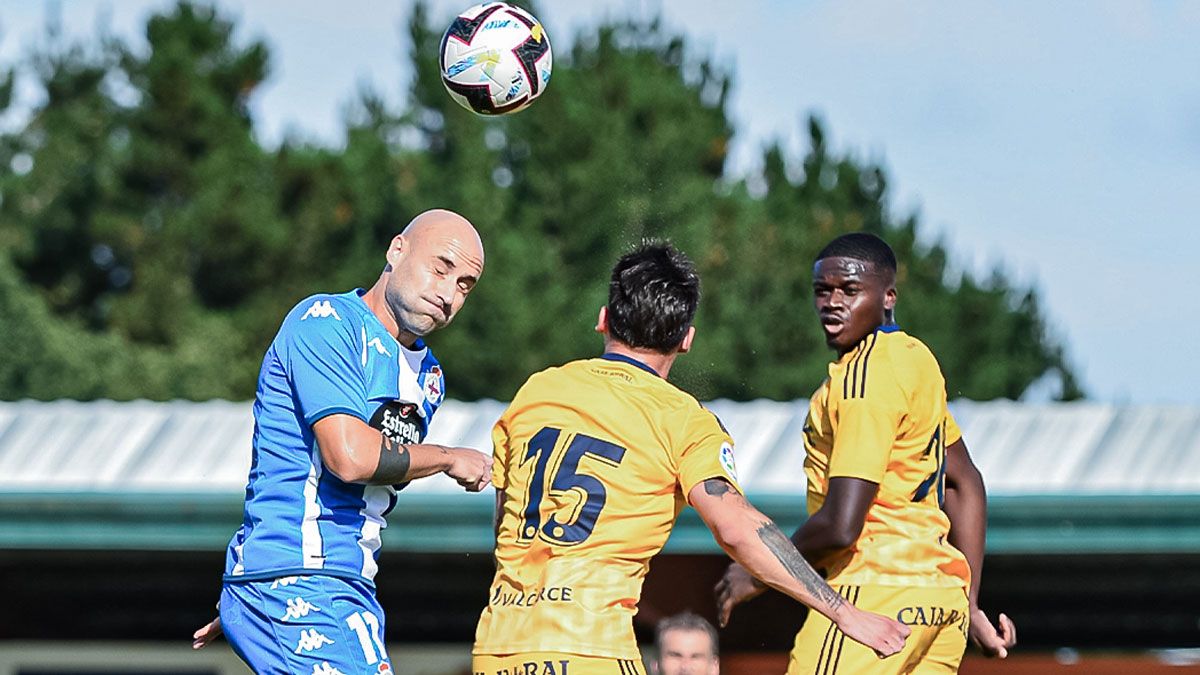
[944,437,1017,658]
[792,476,878,566]
[694,478,909,658]
[715,475,878,616]
[313,413,491,491]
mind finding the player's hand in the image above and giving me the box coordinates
[969,607,1016,658]
[833,605,910,659]
[445,447,492,492]
[714,562,768,627]
[192,615,222,649]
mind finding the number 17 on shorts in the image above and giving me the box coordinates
[220,575,395,675]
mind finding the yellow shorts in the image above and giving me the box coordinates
[473,652,645,675]
[786,584,969,675]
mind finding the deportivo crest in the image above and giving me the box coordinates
[423,366,443,404]
[719,442,739,482]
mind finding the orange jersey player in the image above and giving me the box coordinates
[716,233,1017,674]
[473,242,910,675]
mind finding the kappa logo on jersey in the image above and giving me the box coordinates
[360,328,394,368]
[720,442,739,482]
[424,366,443,404]
[270,576,305,589]
[280,596,321,622]
[370,400,425,445]
[301,300,341,321]
[366,337,391,356]
[312,663,345,675]
[294,629,335,654]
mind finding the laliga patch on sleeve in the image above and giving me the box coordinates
[720,442,739,483]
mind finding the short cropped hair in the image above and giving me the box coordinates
[655,611,719,658]
[814,232,897,274]
[606,242,700,353]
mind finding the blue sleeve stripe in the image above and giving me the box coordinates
[304,406,368,427]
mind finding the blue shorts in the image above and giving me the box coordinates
[221,575,394,675]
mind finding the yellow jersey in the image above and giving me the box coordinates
[473,354,741,659]
[803,326,970,589]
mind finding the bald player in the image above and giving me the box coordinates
[192,209,491,673]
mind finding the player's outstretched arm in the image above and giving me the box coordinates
[693,478,909,658]
[944,438,1017,658]
[715,476,877,620]
[312,413,491,491]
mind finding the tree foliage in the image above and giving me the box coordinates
[0,1,1081,402]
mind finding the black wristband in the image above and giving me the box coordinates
[371,436,412,484]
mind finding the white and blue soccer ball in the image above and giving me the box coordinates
[440,2,553,115]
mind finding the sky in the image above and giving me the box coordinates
[2,0,1198,404]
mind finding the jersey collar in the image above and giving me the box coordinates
[838,323,901,364]
[600,352,660,377]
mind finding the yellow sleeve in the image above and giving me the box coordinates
[677,407,743,497]
[491,407,513,490]
[829,361,905,483]
[944,409,963,446]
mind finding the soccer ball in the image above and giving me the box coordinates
[439,2,553,116]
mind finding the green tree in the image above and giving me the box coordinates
[0,26,123,328]
[684,116,1080,400]
[0,1,1082,403]
[401,10,735,400]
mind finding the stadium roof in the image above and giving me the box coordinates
[3,398,1198,494]
[1,399,1197,553]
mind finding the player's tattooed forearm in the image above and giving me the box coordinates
[371,435,412,483]
[757,521,845,611]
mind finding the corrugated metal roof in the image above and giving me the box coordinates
[950,400,1200,495]
[1,398,1197,495]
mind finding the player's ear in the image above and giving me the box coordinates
[678,325,696,353]
[595,306,608,335]
[884,286,897,311]
[385,234,408,269]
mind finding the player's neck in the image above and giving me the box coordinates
[362,278,420,348]
[601,342,677,378]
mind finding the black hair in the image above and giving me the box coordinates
[654,611,719,658]
[814,232,897,274]
[606,241,700,353]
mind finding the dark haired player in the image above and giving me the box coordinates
[472,242,909,675]
[716,233,1016,673]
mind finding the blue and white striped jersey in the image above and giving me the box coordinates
[224,289,445,584]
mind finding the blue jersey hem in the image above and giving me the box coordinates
[223,568,377,587]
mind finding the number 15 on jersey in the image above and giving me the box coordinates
[517,427,627,547]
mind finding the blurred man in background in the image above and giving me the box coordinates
[192,209,492,674]
[716,232,1016,673]
[473,241,908,675]
[652,612,720,675]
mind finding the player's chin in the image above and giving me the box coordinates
[405,314,446,337]
[823,331,849,350]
